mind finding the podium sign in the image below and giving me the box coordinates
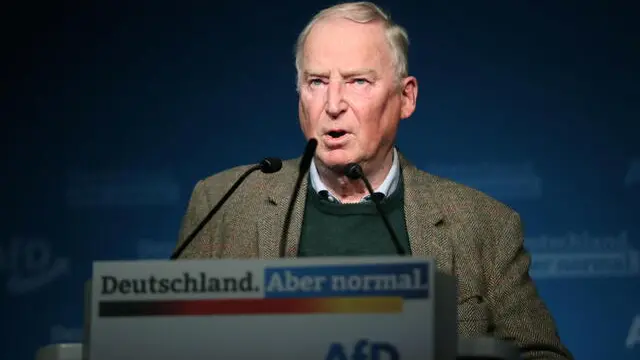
[87,256,456,360]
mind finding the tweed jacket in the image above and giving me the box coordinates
[176,154,573,360]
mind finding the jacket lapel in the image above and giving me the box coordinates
[255,153,453,276]
[400,155,453,275]
[256,157,308,259]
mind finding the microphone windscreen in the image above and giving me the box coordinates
[260,157,283,173]
[344,163,363,180]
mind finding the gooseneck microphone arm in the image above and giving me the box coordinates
[344,163,406,255]
[279,138,318,258]
[171,157,283,260]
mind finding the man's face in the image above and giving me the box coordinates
[298,17,417,170]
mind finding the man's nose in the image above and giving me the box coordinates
[325,81,347,118]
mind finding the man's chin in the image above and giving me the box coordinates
[316,150,358,170]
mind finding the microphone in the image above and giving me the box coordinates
[344,163,406,255]
[279,138,318,257]
[170,157,283,260]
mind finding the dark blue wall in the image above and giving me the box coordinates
[3,1,638,359]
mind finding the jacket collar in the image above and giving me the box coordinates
[309,147,401,203]
[257,151,451,274]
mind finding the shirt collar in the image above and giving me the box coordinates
[309,148,400,203]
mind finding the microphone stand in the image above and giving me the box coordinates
[172,157,282,260]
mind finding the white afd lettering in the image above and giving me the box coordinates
[1,237,69,295]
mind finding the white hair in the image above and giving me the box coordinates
[294,2,410,90]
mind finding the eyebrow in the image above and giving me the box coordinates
[303,69,378,78]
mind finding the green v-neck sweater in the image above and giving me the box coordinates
[297,178,412,257]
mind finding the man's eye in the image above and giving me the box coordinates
[352,78,369,85]
[309,79,324,86]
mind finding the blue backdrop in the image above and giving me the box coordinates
[3,1,638,359]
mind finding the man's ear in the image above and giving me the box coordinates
[400,76,418,119]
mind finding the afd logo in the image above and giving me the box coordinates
[326,339,399,360]
[0,237,69,295]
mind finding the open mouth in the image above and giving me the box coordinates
[327,130,347,138]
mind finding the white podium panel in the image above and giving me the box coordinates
[86,256,457,360]
[35,343,82,360]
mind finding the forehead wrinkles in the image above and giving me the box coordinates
[302,18,394,75]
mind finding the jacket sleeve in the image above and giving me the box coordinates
[175,180,223,259]
[486,211,574,360]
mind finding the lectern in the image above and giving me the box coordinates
[36,256,521,359]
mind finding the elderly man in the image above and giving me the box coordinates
[176,2,573,359]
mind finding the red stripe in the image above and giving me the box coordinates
[170,298,315,315]
[100,298,321,317]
